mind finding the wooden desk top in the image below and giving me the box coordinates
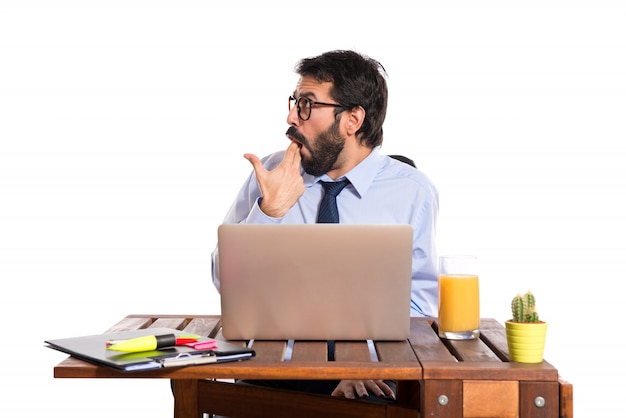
[54,315,559,383]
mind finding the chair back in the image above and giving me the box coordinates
[388,154,416,168]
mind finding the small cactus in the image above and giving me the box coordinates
[511,291,540,323]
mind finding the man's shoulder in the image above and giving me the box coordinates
[376,155,438,200]
[383,155,433,182]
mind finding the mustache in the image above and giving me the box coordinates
[286,126,307,145]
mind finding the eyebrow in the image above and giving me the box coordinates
[292,90,318,100]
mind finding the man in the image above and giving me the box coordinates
[211,50,438,401]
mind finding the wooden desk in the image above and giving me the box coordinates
[54,315,573,418]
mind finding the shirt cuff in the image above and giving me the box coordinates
[245,197,283,224]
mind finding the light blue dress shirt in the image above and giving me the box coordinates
[211,147,439,317]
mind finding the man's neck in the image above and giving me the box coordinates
[325,144,373,180]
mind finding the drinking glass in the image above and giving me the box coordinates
[438,255,480,339]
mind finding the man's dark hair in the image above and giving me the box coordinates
[295,50,388,148]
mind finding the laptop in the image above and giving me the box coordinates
[217,223,413,341]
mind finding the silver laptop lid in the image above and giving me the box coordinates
[217,224,413,341]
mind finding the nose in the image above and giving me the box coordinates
[287,103,301,127]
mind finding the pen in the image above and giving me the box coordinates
[107,334,178,352]
[106,334,201,348]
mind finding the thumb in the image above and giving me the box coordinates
[244,153,261,167]
[243,153,266,178]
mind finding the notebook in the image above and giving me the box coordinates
[217,223,413,341]
[45,328,255,372]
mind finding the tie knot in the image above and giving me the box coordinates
[320,179,349,198]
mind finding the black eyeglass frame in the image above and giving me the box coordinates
[288,95,345,121]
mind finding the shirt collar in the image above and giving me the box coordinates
[302,147,382,198]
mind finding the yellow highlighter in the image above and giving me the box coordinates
[106,334,177,353]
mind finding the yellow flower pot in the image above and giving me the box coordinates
[505,321,547,363]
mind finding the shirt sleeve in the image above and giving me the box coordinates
[409,187,439,317]
[211,153,285,291]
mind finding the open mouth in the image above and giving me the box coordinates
[286,134,304,148]
[286,127,307,148]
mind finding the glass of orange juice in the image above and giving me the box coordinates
[438,255,480,339]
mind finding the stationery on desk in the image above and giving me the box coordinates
[45,327,255,372]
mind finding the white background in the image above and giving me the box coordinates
[1,0,624,416]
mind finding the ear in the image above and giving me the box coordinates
[344,106,365,136]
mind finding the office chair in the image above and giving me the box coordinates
[388,154,416,168]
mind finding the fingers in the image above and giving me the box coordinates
[331,387,355,399]
[364,380,387,398]
[245,142,300,179]
[243,145,304,218]
[374,380,396,399]
[331,380,395,400]
[353,381,369,398]
[283,141,302,167]
[331,380,363,399]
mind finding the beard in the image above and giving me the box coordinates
[286,119,345,177]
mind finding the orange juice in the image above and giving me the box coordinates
[438,274,480,334]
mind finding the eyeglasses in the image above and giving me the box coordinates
[288,95,344,121]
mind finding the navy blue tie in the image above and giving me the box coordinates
[317,179,349,361]
[317,180,349,224]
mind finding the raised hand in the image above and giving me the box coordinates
[244,141,305,218]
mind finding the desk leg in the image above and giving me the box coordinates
[173,379,200,418]
[559,378,574,418]
[421,380,462,418]
[396,381,420,410]
[520,381,559,418]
